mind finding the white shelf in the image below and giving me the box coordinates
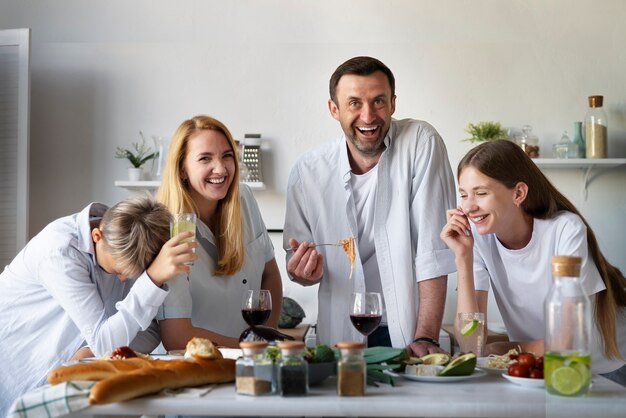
[532,158,626,200]
[115,180,266,192]
[533,158,626,169]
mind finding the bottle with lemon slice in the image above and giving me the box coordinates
[544,256,592,397]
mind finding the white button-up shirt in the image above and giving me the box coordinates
[0,203,167,415]
[284,119,456,347]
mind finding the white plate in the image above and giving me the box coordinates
[476,357,509,374]
[400,369,487,383]
[501,373,544,388]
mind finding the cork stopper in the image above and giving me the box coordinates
[336,341,366,349]
[239,341,269,349]
[551,256,582,277]
[588,95,604,107]
[276,341,305,350]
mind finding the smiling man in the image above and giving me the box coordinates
[284,56,457,355]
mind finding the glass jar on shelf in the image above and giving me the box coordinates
[516,125,540,158]
[584,95,608,159]
[553,131,578,159]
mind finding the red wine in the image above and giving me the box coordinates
[242,308,271,326]
[350,314,382,336]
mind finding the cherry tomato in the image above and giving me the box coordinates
[535,355,544,370]
[529,368,544,379]
[507,364,530,378]
[517,353,536,369]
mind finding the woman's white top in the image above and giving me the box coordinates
[157,184,275,338]
[473,210,626,373]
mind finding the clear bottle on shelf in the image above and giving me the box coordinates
[236,341,276,396]
[516,125,540,158]
[584,95,608,158]
[572,121,585,158]
[277,341,308,396]
[544,256,592,397]
[336,341,366,396]
[553,131,576,159]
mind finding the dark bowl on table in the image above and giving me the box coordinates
[308,361,337,386]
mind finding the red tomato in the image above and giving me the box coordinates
[507,364,530,378]
[535,355,544,370]
[517,353,536,369]
[529,368,544,379]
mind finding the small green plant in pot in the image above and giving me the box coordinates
[115,132,158,180]
[464,121,507,143]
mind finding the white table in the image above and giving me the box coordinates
[68,373,626,418]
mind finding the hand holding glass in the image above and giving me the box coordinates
[349,292,383,336]
[241,289,272,327]
[170,213,196,266]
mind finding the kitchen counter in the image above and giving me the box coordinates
[67,372,625,418]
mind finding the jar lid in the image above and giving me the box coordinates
[551,255,582,277]
[588,95,604,107]
[277,341,305,350]
[240,341,269,349]
[336,341,366,349]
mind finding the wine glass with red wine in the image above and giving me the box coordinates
[349,292,383,336]
[241,289,272,327]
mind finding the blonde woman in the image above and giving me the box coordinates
[156,115,282,348]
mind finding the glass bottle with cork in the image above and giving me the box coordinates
[236,341,276,396]
[277,341,308,396]
[544,256,592,397]
[584,95,608,158]
[572,121,585,158]
[336,341,366,396]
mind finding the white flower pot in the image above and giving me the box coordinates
[127,167,143,181]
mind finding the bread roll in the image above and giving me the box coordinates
[184,337,223,360]
[88,358,235,404]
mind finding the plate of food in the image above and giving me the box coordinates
[502,373,544,388]
[401,369,487,383]
[476,357,509,374]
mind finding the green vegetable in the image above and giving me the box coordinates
[278,297,306,328]
[266,346,280,363]
[363,347,407,386]
[313,344,336,363]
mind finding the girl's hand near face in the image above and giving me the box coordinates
[147,231,198,287]
[440,208,474,257]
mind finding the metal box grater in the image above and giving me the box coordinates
[241,134,263,183]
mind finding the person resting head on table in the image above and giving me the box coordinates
[283,56,456,356]
[156,114,283,350]
[0,195,196,416]
[440,139,626,386]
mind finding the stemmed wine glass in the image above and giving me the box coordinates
[241,289,272,327]
[349,292,383,337]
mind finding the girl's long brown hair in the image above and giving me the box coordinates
[156,115,244,276]
[459,140,626,359]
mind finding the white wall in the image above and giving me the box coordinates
[2,0,626,325]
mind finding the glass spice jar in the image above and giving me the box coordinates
[336,341,366,396]
[277,341,308,396]
[236,341,276,396]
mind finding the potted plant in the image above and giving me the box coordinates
[115,132,158,181]
[463,121,507,143]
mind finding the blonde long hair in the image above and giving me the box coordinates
[156,115,244,276]
[459,140,626,359]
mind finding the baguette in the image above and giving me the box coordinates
[88,358,235,404]
[48,357,157,384]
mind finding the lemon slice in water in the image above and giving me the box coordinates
[460,319,479,336]
[551,366,583,396]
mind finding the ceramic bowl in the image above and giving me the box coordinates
[308,361,336,386]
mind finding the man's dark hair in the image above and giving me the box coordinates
[329,56,396,105]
